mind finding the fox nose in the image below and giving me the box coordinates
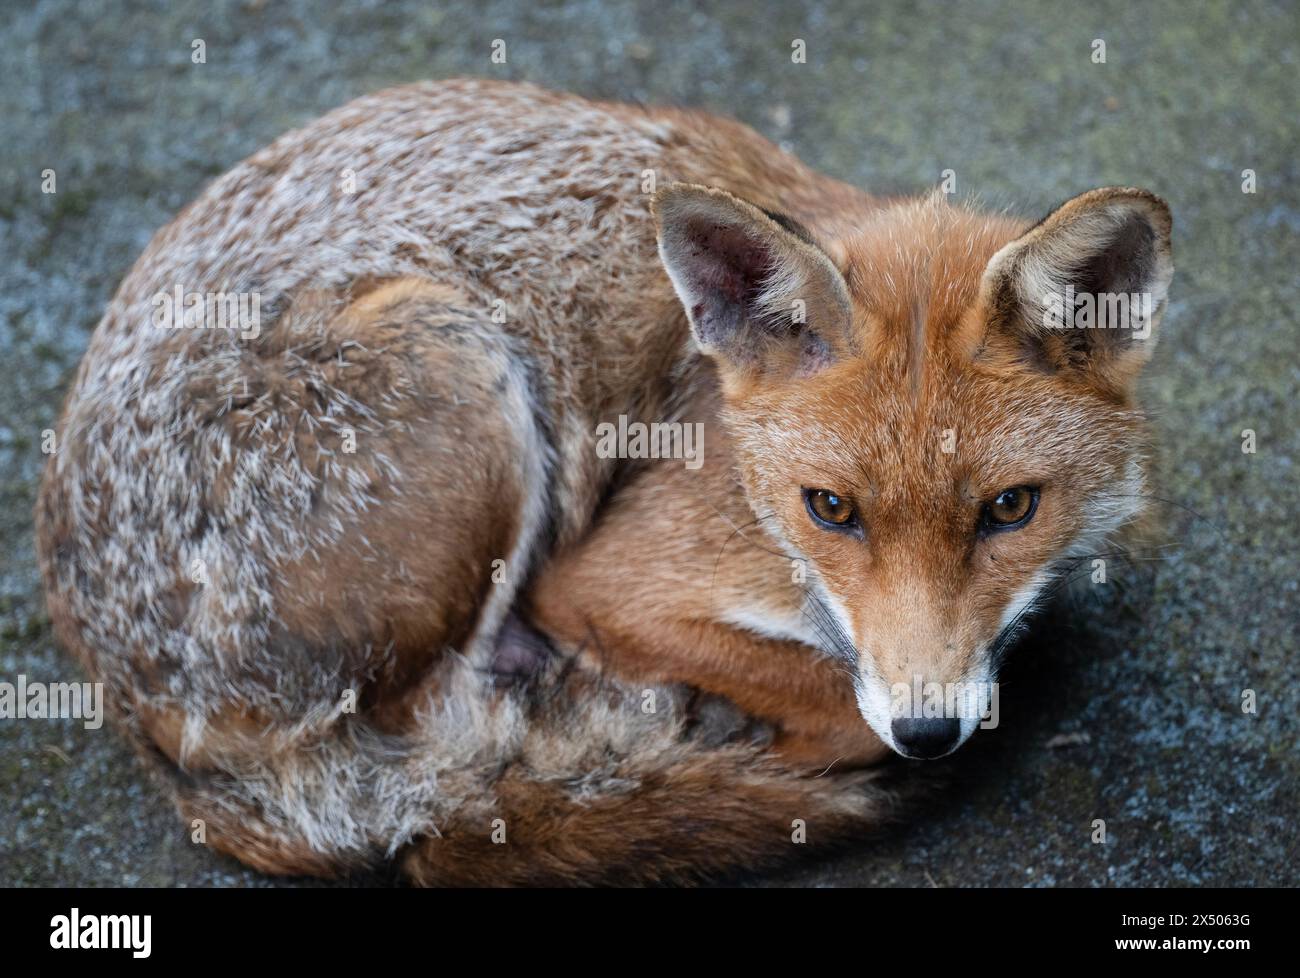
[891,716,960,759]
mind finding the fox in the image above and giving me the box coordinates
[35,78,1172,885]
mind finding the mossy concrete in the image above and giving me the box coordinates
[2,0,1296,886]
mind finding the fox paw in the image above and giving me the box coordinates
[489,612,554,685]
[684,690,775,749]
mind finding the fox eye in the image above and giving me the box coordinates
[980,486,1039,532]
[804,488,859,532]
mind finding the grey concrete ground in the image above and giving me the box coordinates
[1,0,1296,887]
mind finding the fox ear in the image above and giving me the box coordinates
[979,187,1173,396]
[654,183,853,382]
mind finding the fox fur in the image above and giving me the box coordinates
[35,79,1172,885]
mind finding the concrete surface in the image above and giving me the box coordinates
[1,0,1296,886]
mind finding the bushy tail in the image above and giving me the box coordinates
[161,659,903,886]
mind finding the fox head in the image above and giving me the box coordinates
[655,183,1173,759]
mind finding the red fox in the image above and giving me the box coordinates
[36,79,1172,885]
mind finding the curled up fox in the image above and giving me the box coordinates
[36,79,1173,885]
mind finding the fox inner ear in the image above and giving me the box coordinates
[979,187,1174,396]
[654,184,852,381]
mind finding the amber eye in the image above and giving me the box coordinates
[980,486,1040,531]
[804,488,858,531]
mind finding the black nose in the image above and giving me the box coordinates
[891,717,960,759]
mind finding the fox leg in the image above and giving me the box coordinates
[551,611,886,769]
[522,376,886,771]
[526,489,886,769]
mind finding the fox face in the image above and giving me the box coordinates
[656,184,1173,759]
